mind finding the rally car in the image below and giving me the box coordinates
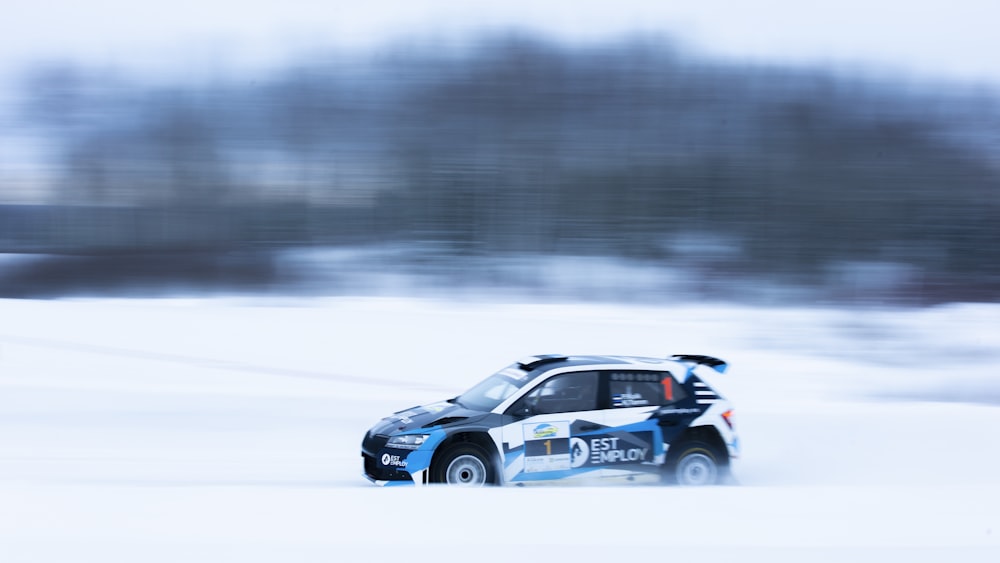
[361,354,738,486]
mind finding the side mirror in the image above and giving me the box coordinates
[508,402,535,419]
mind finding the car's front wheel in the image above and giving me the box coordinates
[664,441,723,486]
[432,444,494,486]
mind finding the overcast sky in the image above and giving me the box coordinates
[3,0,999,85]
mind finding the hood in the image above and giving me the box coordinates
[368,399,487,436]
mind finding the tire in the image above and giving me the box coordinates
[431,444,495,486]
[663,441,723,486]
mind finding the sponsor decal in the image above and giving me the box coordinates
[612,392,650,407]
[657,408,701,415]
[522,420,571,473]
[570,431,655,467]
[610,372,661,382]
[523,421,570,441]
[588,436,649,464]
[380,453,408,468]
[570,437,589,468]
[533,423,559,439]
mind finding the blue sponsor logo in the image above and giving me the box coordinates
[533,423,558,439]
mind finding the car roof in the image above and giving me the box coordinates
[515,354,727,382]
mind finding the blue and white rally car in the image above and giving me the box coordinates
[361,354,738,486]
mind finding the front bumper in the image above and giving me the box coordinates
[361,430,445,486]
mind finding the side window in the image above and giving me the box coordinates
[509,371,599,415]
[607,371,687,408]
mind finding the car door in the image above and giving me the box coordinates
[500,371,604,484]
[596,370,670,482]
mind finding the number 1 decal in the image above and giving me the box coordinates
[662,377,673,402]
[522,422,571,473]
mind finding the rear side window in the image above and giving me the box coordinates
[607,371,687,408]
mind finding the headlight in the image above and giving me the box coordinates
[386,434,429,450]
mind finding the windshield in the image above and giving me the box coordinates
[455,365,533,412]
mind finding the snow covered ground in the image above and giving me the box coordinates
[1,296,998,562]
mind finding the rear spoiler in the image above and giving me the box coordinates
[668,354,728,374]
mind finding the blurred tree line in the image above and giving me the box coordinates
[4,34,999,301]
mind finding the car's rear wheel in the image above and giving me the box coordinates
[664,441,722,486]
[432,444,494,486]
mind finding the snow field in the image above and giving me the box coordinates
[1,296,998,562]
